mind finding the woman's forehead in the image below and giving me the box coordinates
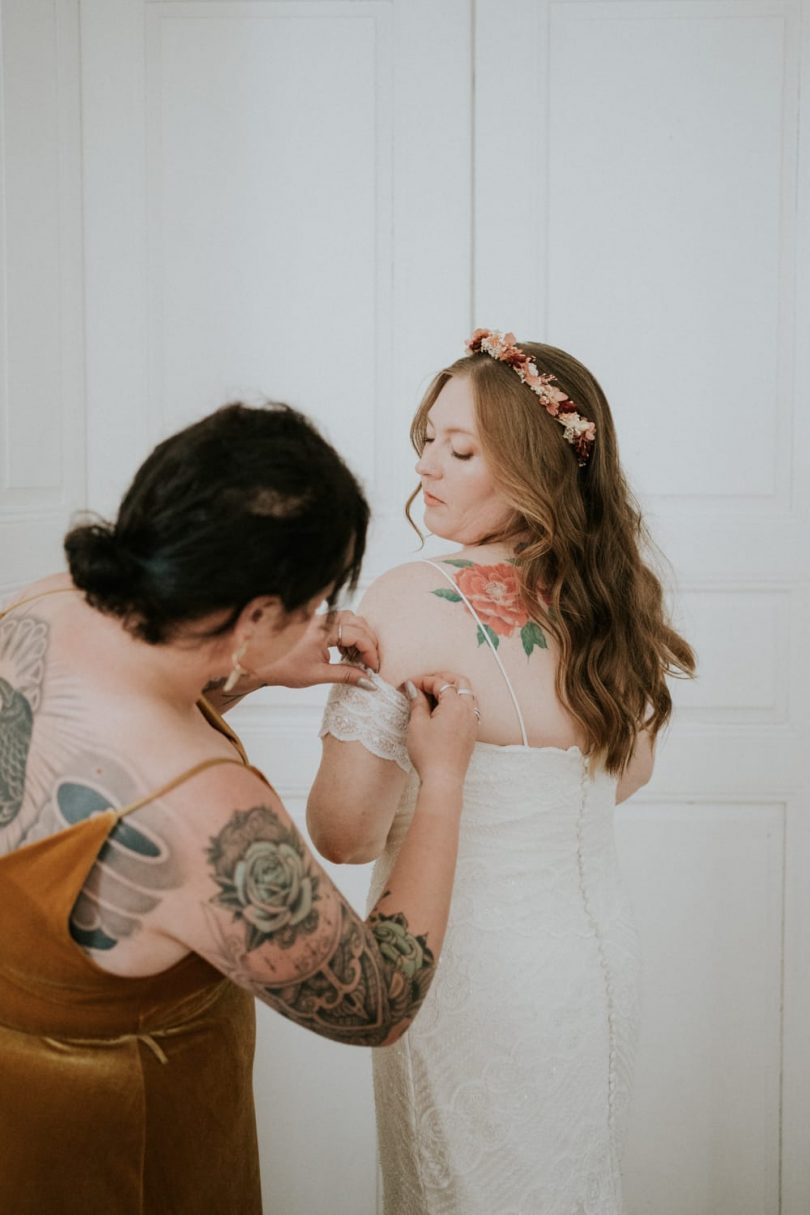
[427,375,477,432]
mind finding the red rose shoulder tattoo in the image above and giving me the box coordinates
[431,559,547,655]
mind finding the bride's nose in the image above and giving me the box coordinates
[415,451,438,477]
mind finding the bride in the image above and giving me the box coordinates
[308,329,695,1214]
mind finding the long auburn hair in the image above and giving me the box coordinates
[406,342,696,775]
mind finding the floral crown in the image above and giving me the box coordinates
[465,328,596,466]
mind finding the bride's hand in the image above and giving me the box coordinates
[404,671,479,784]
[258,610,381,690]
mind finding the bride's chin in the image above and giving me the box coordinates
[425,521,462,543]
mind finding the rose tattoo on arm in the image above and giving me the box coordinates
[207,807,320,951]
[205,807,436,1045]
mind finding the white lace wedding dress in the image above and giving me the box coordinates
[321,566,642,1215]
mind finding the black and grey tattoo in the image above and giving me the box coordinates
[207,805,321,952]
[205,806,436,1045]
[0,615,48,825]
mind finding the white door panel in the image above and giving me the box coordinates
[0,0,85,596]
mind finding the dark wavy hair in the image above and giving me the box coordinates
[407,344,696,775]
[65,402,369,644]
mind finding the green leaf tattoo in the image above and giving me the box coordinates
[370,911,434,981]
[521,621,547,656]
[476,623,500,650]
[432,588,463,603]
[442,558,474,568]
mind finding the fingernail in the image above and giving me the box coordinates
[358,677,377,692]
[403,679,418,700]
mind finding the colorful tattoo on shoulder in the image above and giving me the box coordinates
[204,808,437,1046]
[431,559,547,655]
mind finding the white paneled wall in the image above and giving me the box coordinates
[0,0,84,593]
[1,1,809,1213]
[475,4,810,1212]
[615,800,785,1215]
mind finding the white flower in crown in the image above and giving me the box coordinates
[562,415,589,437]
[480,333,507,359]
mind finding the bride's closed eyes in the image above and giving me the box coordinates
[423,435,474,461]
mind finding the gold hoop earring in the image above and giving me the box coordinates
[223,641,249,693]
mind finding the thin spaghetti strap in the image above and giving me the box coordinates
[197,695,250,765]
[116,757,249,820]
[0,586,81,619]
[423,559,529,747]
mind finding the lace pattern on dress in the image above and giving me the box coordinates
[319,670,413,773]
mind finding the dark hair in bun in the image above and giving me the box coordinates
[64,402,369,644]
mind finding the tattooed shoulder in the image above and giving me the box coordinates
[430,559,547,655]
[62,757,182,952]
[0,614,49,826]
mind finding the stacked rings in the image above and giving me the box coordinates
[436,682,481,721]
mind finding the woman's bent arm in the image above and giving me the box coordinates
[188,773,462,1045]
[156,677,476,1045]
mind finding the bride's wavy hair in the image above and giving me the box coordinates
[406,342,696,775]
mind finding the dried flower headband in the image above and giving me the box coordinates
[465,328,596,466]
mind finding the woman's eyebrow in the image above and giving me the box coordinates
[425,422,476,437]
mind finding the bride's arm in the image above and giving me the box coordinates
[308,734,410,863]
[615,729,655,803]
[308,565,436,864]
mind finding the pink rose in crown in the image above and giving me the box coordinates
[454,562,528,638]
[500,345,527,368]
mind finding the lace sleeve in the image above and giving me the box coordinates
[319,670,413,774]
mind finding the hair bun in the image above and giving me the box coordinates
[64,520,142,606]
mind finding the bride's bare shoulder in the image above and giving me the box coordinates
[358,550,473,620]
[356,548,500,685]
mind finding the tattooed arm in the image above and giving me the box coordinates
[161,675,476,1046]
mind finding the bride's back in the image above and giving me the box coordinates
[360,542,584,753]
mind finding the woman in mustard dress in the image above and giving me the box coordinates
[0,401,478,1214]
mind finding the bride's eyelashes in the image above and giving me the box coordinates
[423,437,474,461]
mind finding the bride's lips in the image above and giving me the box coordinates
[423,488,444,506]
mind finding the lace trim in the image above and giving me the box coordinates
[319,670,413,774]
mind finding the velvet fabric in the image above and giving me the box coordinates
[0,674,267,1215]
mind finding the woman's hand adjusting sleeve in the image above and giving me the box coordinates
[404,671,479,785]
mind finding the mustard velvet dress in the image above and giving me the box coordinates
[0,595,265,1214]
